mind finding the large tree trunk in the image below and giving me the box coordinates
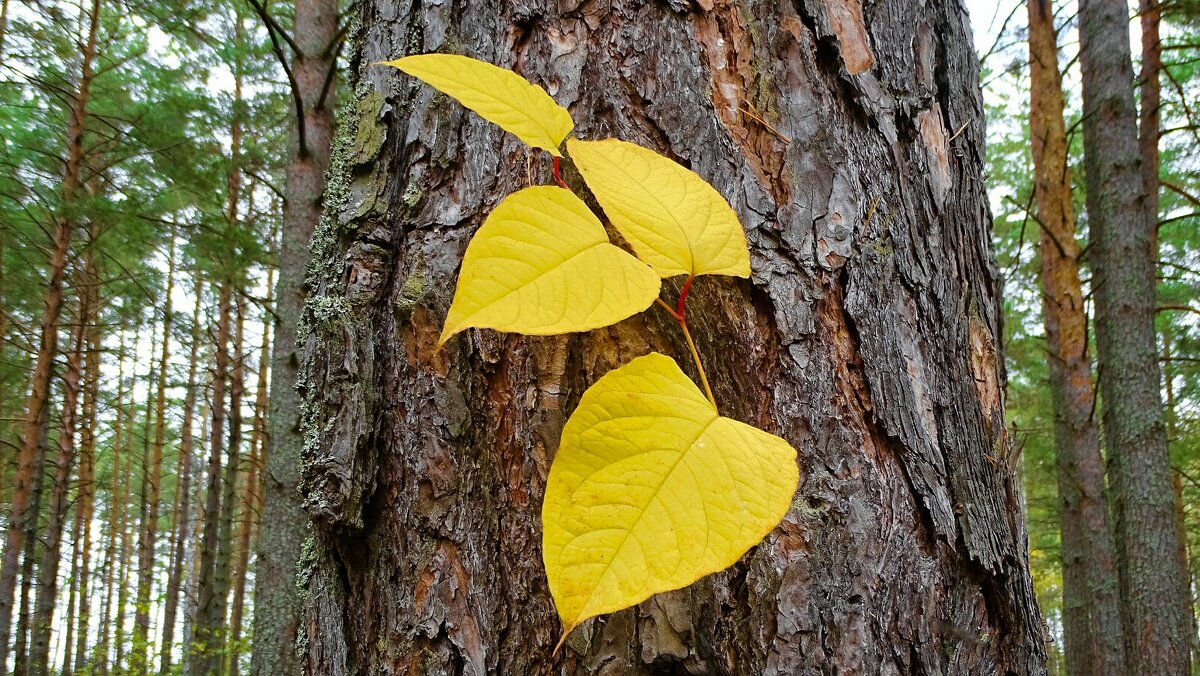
[1026,2,1124,674]
[251,0,339,671]
[1077,0,1190,672]
[296,1,1046,673]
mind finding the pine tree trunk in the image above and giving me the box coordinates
[28,275,90,675]
[229,270,273,673]
[1139,0,1160,260]
[1078,0,1190,672]
[1026,2,1124,674]
[14,409,49,676]
[187,277,233,675]
[0,0,101,667]
[252,0,339,670]
[132,227,178,675]
[159,273,204,675]
[296,1,1047,673]
[212,295,247,663]
[96,328,129,674]
[116,327,150,672]
[69,252,101,675]
[189,54,243,670]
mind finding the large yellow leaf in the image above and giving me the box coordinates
[543,352,798,638]
[380,54,574,156]
[566,137,752,278]
[439,186,661,345]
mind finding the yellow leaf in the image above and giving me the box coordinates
[439,186,661,345]
[566,137,752,278]
[542,352,798,638]
[379,54,574,156]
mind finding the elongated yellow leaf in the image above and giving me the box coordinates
[566,137,752,278]
[380,54,574,156]
[439,186,661,345]
[543,352,798,639]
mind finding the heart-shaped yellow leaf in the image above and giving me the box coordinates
[380,54,574,156]
[542,352,798,639]
[439,186,661,345]
[566,137,752,278]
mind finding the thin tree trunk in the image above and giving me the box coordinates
[159,272,204,675]
[69,250,101,676]
[116,326,150,672]
[97,327,129,674]
[1139,0,1160,260]
[14,411,50,676]
[187,277,232,675]
[228,270,272,673]
[211,294,247,669]
[1078,0,1190,671]
[61,518,81,676]
[132,226,178,675]
[1026,2,1125,674]
[252,0,338,670]
[297,1,1047,673]
[0,0,102,667]
[28,274,91,675]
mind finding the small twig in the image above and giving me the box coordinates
[948,120,971,143]
[739,102,791,143]
[552,156,569,190]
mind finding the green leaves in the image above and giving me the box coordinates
[378,54,574,155]
[438,186,661,345]
[542,353,798,637]
[567,137,752,278]
[383,53,797,647]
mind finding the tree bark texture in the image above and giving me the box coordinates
[298,1,1046,674]
[252,0,339,672]
[1025,2,1124,674]
[1077,0,1191,672]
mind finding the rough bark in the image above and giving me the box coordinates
[1025,2,1124,674]
[132,227,178,675]
[1077,0,1190,672]
[251,0,338,671]
[0,0,101,667]
[1139,0,1160,260]
[297,1,1046,674]
[159,272,204,675]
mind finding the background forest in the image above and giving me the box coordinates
[0,0,1196,674]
